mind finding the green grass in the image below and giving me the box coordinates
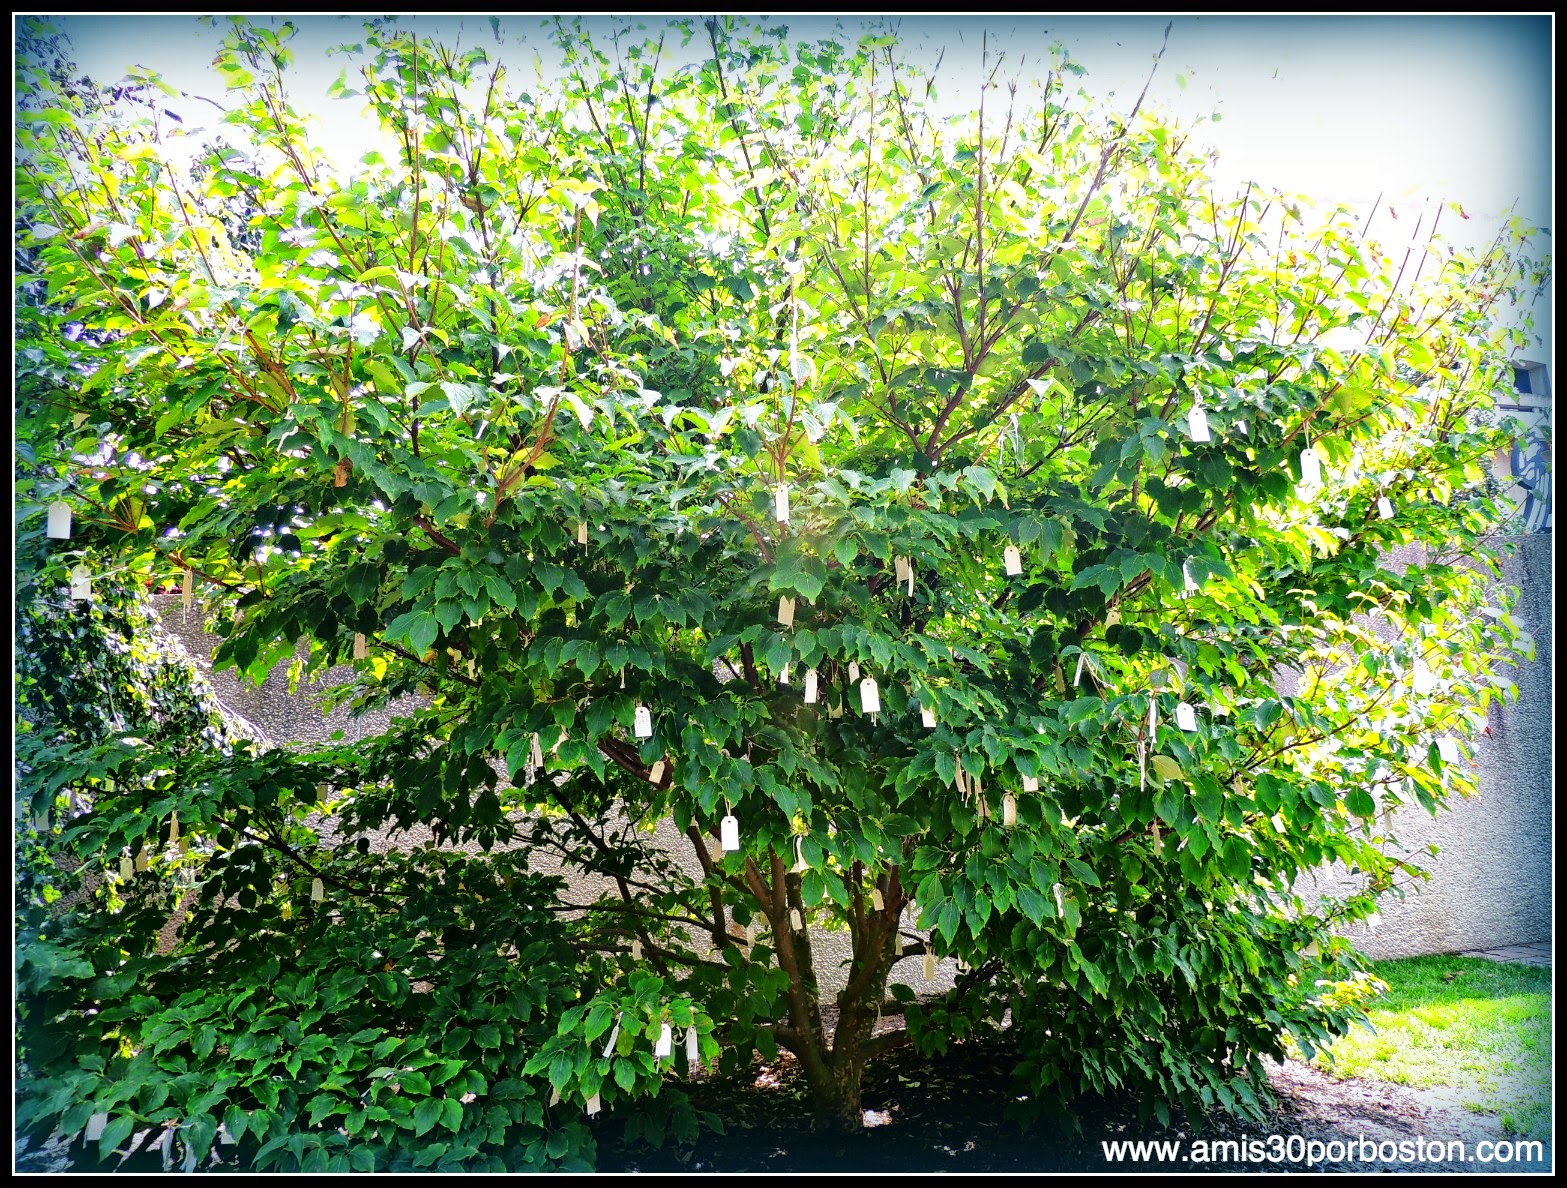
[1315,954,1552,1140]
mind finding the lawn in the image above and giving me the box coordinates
[1315,955,1552,1139]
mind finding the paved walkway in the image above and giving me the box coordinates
[1459,941,1551,967]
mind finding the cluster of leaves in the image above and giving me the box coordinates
[15,12,1547,1149]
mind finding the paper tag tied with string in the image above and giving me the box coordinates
[859,677,880,714]
[1003,545,1023,576]
[634,705,653,739]
[585,1093,601,1117]
[1299,444,1323,491]
[871,887,885,911]
[774,483,790,524]
[603,1013,623,1058]
[311,877,325,902]
[1175,701,1198,732]
[1002,793,1017,829]
[69,565,93,601]
[686,1025,700,1066]
[803,668,819,704]
[922,952,937,981]
[920,704,937,729]
[181,567,194,610]
[778,596,796,628]
[1022,774,1039,793]
[1187,405,1211,443]
[353,632,369,660]
[720,813,740,852]
[847,661,860,684]
[578,521,590,545]
[648,759,666,785]
[655,1022,673,1059]
[1377,496,1395,520]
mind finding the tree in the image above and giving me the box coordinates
[15,15,1546,1160]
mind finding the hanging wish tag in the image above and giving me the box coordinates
[894,555,910,584]
[1104,606,1121,629]
[1188,405,1211,443]
[648,760,665,785]
[656,1022,674,1059]
[135,846,149,872]
[1175,702,1198,732]
[922,952,937,982]
[585,1093,601,1117]
[828,698,843,719]
[1435,737,1460,764]
[745,920,756,947]
[871,887,885,911]
[920,704,937,729]
[790,908,803,931]
[47,501,72,539]
[311,877,324,902]
[634,705,653,738]
[720,814,740,852]
[791,836,808,874]
[859,677,881,714]
[69,565,93,601]
[1002,793,1017,829]
[119,854,133,880]
[549,1087,562,1107]
[168,813,180,843]
[1054,661,1067,694]
[578,521,590,545]
[1152,819,1163,856]
[774,482,790,524]
[1003,545,1023,576]
[803,668,819,703]
[778,596,796,628]
[686,1025,699,1066]
[603,1013,623,1058]
[631,938,643,960]
[848,661,860,684]
[1299,446,1322,489]
[1022,774,1039,793]
[1073,653,1086,687]
[1148,697,1158,733]
[353,632,369,660]
[1053,883,1067,916]
[181,567,194,610]
[531,732,546,768]
[906,559,915,597]
[1377,496,1395,520]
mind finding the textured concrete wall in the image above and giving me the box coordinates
[152,528,1552,970]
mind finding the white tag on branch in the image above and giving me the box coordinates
[603,1013,623,1058]
[181,567,194,609]
[1152,819,1163,856]
[871,887,885,911]
[976,795,990,822]
[953,759,968,796]
[1378,496,1395,520]
[46,500,73,540]
[1073,653,1086,687]
[774,482,790,524]
[790,908,803,931]
[1105,606,1121,629]
[135,846,149,872]
[85,1112,108,1141]
[311,877,324,902]
[921,704,937,729]
[1003,545,1023,576]
[1022,774,1039,793]
[778,596,796,628]
[531,732,545,769]
[585,1093,601,1117]
[1002,793,1017,829]
[578,521,590,545]
[804,668,819,704]
[1138,740,1148,792]
[656,1022,674,1059]
[631,938,643,960]
[848,661,860,684]
[686,1025,700,1068]
[859,677,881,714]
[648,760,665,785]
[353,632,369,660]
[69,564,93,601]
[720,814,740,851]
[1053,883,1067,916]
[549,1087,562,1107]
[828,699,843,719]
[1299,446,1323,490]
[1187,406,1211,443]
[1148,697,1158,733]
[1175,702,1198,732]
[791,835,808,874]
[168,813,180,843]
[634,705,654,739]
[1436,737,1461,764]
[119,854,133,880]
[906,561,915,597]
[922,952,937,982]
[894,555,910,584]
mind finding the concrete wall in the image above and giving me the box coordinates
[151,530,1552,968]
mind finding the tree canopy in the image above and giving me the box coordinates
[15,15,1546,1170]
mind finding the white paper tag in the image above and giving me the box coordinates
[871,887,884,911]
[1377,496,1395,520]
[1300,446,1322,489]
[1104,606,1121,628]
[976,795,989,822]
[135,846,149,872]
[1176,701,1198,732]
[953,759,967,795]
[894,555,910,583]
[531,732,545,768]
[720,814,740,851]
[847,661,860,684]
[603,1013,623,1058]
[859,677,880,714]
[1272,812,1288,834]
[789,908,803,931]
[631,937,643,960]
[1152,819,1162,856]
[634,705,653,738]
[1002,793,1017,829]
[1054,661,1067,694]
[791,836,807,874]
[310,877,324,902]
[85,1112,108,1141]
[778,596,795,628]
[685,1025,700,1069]
[168,813,179,843]
[774,482,790,524]
[1022,774,1039,793]
[1073,653,1085,687]
[585,1093,601,1116]
[181,567,194,609]
[656,1022,673,1058]
[46,500,72,540]
[920,705,937,729]
[828,698,843,719]
[1188,406,1211,443]
[648,760,665,785]
[922,952,936,981]
[119,854,133,879]
[353,632,369,660]
[549,1087,562,1107]
[578,521,589,545]
[69,564,92,601]
[906,560,915,597]
[1436,737,1460,764]
[1003,545,1023,576]
[1053,883,1067,916]
[804,668,819,703]
[744,920,756,946]
[1148,697,1158,733]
